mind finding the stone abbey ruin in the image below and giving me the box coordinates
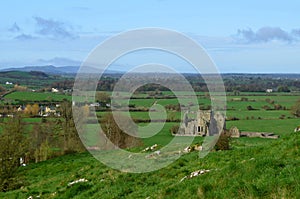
[175,110,279,139]
[177,110,226,136]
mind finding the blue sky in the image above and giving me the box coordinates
[1,0,300,73]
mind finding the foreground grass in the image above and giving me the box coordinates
[1,132,299,199]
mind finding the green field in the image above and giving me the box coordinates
[3,91,71,102]
[1,91,300,198]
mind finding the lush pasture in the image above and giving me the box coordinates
[1,132,299,198]
[227,118,299,136]
[4,91,71,102]
[227,95,300,110]
[226,110,291,120]
[95,93,300,138]
[2,91,300,198]
[84,122,181,147]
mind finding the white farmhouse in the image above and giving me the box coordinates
[52,88,59,93]
[266,89,273,93]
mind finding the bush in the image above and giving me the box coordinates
[262,105,272,110]
[241,97,248,101]
[170,125,179,134]
[247,105,255,110]
[226,116,239,121]
[165,104,180,111]
[265,98,275,104]
[291,99,300,117]
[274,104,283,110]
[215,130,231,151]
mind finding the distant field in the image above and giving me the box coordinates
[4,91,71,102]
[227,110,291,120]
[227,95,300,110]
[93,92,300,139]
[227,118,299,136]
[2,91,300,144]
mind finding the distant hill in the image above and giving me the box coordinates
[0,70,71,89]
[0,70,49,79]
[0,65,121,75]
[0,65,79,75]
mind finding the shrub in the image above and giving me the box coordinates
[165,104,180,111]
[241,97,248,101]
[274,104,283,110]
[226,116,239,121]
[247,105,255,110]
[279,115,285,119]
[265,98,275,104]
[215,130,231,151]
[262,105,272,110]
[291,99,300,117]
[170,125,179,134]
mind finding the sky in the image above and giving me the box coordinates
[1,0,300,73]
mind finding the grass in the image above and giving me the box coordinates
[4,91,71,102]
[1,132,299,198]
[227,110,292,120]
[227,118,300,136]
[227,95,300,110]
[1,91,300,198]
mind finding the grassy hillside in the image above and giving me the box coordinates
[1,132,299,198]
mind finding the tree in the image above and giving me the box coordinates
[0,116,28,191]
[233,90,240,96]
[277,85,290,92]
[95,92,110,106]
[29,122,57,163]
[170,124,179,134]
[24,104,39,116]
[101,112,142,149]
[291,99,300,117]
[24,104,32,115]
[58,100,86,154]
[13,84,27,91]
[82,104,90,118]
[31,103,40,116]
[0,85,6,94]
[215,130,231,151]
